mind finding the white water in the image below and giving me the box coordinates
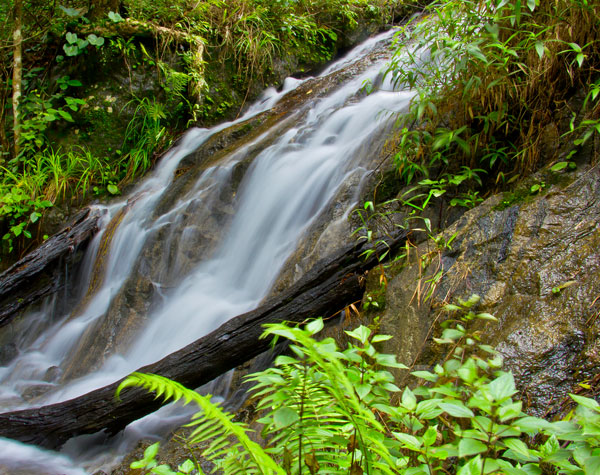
[0,28,412,473]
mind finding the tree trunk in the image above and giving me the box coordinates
[0,76,10,161]
[0,208,101,328]
[12,0,22,157]
[0,230,408,449]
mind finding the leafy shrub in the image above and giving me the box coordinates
[120,296,600,474]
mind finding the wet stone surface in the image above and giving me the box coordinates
[379,163,600,416]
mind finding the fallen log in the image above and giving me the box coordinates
[0,229,408,449]
[0,208,101,328]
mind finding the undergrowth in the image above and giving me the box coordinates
[384,0,600,211]
[119,297,600,474]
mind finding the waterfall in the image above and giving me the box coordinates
[0,29,414,473]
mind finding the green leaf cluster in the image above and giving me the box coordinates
[122,298,600,474]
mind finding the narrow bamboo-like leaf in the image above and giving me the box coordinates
[570,393,600,410]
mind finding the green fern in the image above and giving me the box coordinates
[250,318,407,474]
[116,372,284,474]
[249,358,350,474]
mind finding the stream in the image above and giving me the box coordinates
[0,29,414,474]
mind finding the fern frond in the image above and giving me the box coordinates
[116,372,284,475]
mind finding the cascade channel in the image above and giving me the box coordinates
[0,29,414,474]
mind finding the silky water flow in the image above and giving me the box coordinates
[0,29,415,474]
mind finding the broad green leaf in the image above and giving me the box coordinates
[551,161,568,172]
[416,399,443,419]
[356,383,372,400]
[584,456,600,474]
[274,355,297,365]
[498,401,523,421]
[515,416,552,432]
[412,370,438,382]
[402,387,417,410]
[423,426,437,446]
[495,460,536,475]
[305,318,323,335]
[458,438,487,457]
[573,445,593,465]
[108,11,124,22]
[346,325,370,343]
[475,312,497,321]
[439,401,474,418]
[393,431,422,450]
[63,44,79,56]
[144,442,160,460]
[457,361,478,383]
[431,385,460,398]
[473,416,493,432]
[107,184,120,195]
[58,110,74,122]
[375,353,408,368]
[457,455,483,475]
[540,435,559,457]
[443,304,462,312]
[489,372,516,401]
[570,393,600,410]
[371,334,393,343]
[483,458,501,473]
[87,34,105,47]
[503,438,537,461]
[152,465,177,475]
[65,32,78,44]
[535,41,544,59]
[178,459,195,474]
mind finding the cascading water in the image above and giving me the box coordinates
[0,29,414,473]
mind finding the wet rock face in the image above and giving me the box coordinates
[380,164,600,416]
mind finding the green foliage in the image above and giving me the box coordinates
[0,180,52,254]
[122,300,600,474]
[385,0,600,212]
[117,372,284,475]
[121,0,394,87]
[17,74,85,158]
[119,97,168,181]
